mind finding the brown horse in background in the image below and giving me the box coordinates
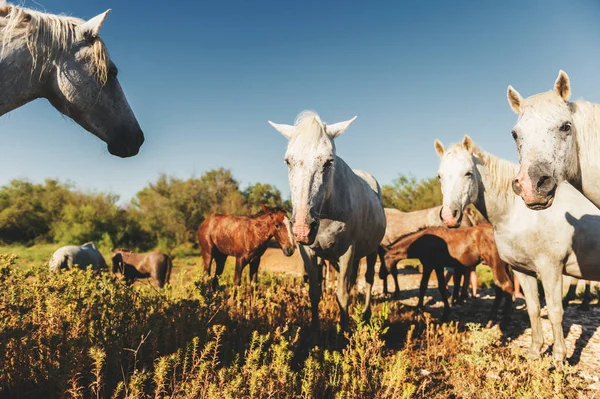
[197,206,295,288]
[379,206,477,296]
[111,249,172,288]
[385,224,513,322]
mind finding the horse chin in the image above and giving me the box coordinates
[283,247,295,257]
[524,193,555,211]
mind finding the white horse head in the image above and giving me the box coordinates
[0,4,144,157]
[507,70,576,209]
[434,136,480,227]
[268,111,356,244]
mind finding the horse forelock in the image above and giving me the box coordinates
[288,110,333,150]
[0,3,109,84]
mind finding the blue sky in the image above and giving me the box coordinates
[1,0,600,202]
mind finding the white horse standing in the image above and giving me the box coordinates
[269,111,386,333]
[435,135,600,361]
[507,70,600,209]
[0,3,144,157]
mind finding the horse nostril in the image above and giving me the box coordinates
[512,178,522,195]
[537,175,552,189]
[452,209,459,218]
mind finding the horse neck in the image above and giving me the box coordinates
[0,40,48,115]
[573,101,600,191]
[322,156,355,219]
[249,214,275,246]
[473,154,519,226]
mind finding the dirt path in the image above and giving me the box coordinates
[259,248,600,383]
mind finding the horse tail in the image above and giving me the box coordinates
[492,261,514,295]
[49,252,69,272]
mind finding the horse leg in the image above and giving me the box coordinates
[435,266,451,321]
[212,251,227,290]
[337,245,356,332]
[487,285,502,327]
[299,245,321,337]
[562,277,577,308]
[418,265,433,310]
[514,270,544,359]
[451,267,461,305]
[391,260,401,299]
[233,257,246,286]
[579,280,591,311]
[539,265,567,361]
[249,257,260,285]
[378,247,389,295]
[363,251,377,321]
[460,267,470,303]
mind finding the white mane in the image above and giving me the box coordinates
[0,3,109,83]
[572,100,600,174]
[289,110,334,151]
[447,141,518,197]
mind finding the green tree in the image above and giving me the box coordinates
[243,183,287,214]
[381,174,442,211]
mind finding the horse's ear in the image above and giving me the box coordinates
[554,70,571,102]
[0,4,12,18]
[326,116,357,138]
[507,85,523,114]
[462,135,475,153]
[78,9,111,38]
[434,139,445,158]
[268,121,295,139]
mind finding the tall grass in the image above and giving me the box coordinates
[0,254,590,398]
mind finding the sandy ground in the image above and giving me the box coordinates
[259,248,600,383]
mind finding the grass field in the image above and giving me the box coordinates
[0,245,597,398]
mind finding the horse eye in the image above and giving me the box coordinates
[275,223,282,228]
[511,130,518,140]
[465,171,473,177]
[437,174,441,180]
[284,159,290,166]
[560,122,571,132]
[323,160,334,170]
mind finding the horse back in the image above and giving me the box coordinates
[199,214,267,257]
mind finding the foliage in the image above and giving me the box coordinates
[382,174,442,211]
[0,169,291,250]
[0,258,590,399]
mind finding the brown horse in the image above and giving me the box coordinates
[384,224,513,322]
[197,206,295,288]
[111,249,173,288]
[379,206,477,296]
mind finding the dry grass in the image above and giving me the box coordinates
[0,253,592,398]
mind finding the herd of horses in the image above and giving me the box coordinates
[1,3,599,363]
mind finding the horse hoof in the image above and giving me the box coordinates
[526,349,542,360]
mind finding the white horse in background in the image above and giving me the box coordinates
[508,70,600,209]
[0,2,144,157]
[435,135,600,361]
[269,111,386,334]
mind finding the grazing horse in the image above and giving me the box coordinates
[197,206,295,288]
[378,206,475,295]
[0,3,144,157]
[269,111,386,333]
[111,249,172,288]
[384,225,513,323]
[507,70,600,209]
[435,135,600,360]
[49,242,106,272]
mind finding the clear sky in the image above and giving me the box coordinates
[1,0,600,203]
